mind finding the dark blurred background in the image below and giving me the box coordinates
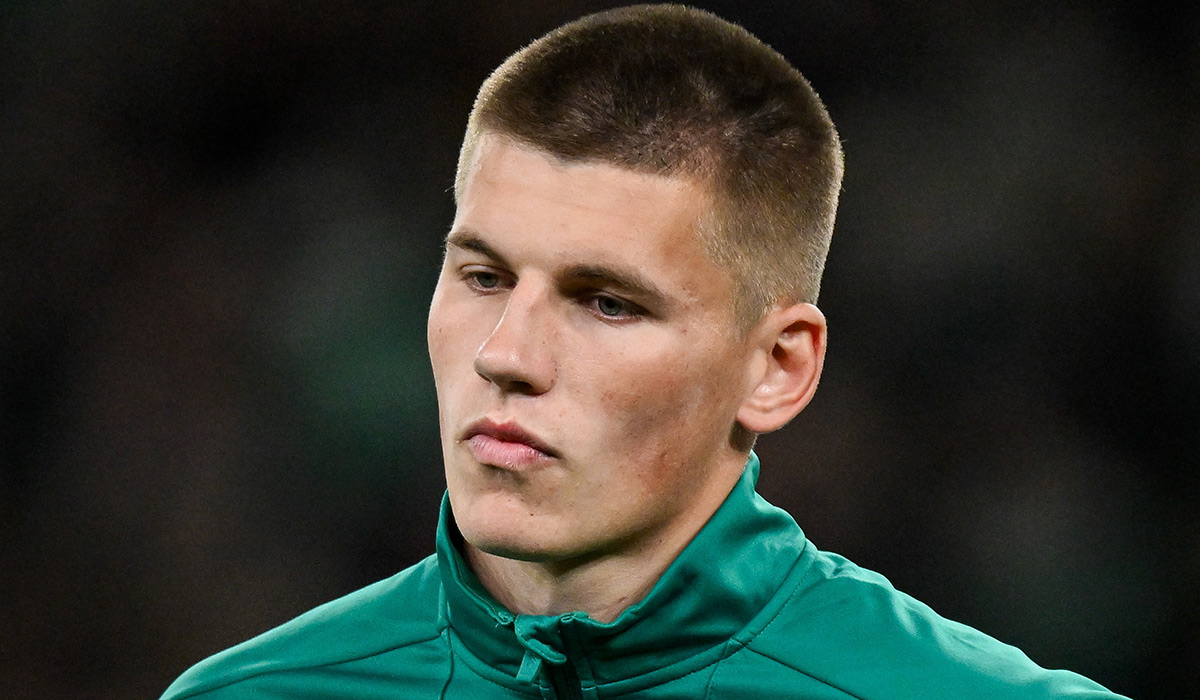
[1,1,1195,697]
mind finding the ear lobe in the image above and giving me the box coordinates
[736,303,827,435]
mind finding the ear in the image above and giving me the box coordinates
[736,303,827,434]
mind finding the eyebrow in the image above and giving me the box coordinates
[445,228,672,310]
[445,229,509,267]
[560,263,669,309]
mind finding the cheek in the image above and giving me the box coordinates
[428,316,483,438]
[588,354,722,475]
[611,347,730,416]
[426,290,454,373]
[428,297,481,382]
[593,354,689,421]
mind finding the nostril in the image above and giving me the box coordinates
[474,353,542,395]
[471,297,555,395]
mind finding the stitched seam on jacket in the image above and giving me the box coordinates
[438,626,454,700]
[719,539,867,700]
[741,646,868,700]
[701,638,745,700]
[176,631,446,699]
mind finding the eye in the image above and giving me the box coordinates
[462,268,507,292]
[590,294,642,319]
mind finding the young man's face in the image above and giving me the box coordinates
[428,133,759,565]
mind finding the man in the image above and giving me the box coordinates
[162,5,1129,699]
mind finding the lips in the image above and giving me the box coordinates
[462,419,559,469]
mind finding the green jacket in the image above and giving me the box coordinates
[161,454,1128,699]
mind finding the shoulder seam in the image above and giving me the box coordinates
[733,544,865,700]
[741,646,868,700]
[171,630,447,699]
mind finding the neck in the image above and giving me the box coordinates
[464,545,659,623]
[463,459,744,624]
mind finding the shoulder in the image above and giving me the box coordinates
[735,544,1128,699]
[160,555,445,700]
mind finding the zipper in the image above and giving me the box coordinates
[548,660,584,700]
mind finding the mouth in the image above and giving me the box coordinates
[462,419,559,469]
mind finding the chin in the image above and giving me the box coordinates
[454,504,562,563]
[472,538,554,563]
[460,525,566,563]
[451,483,605,564]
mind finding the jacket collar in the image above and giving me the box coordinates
[435,452,808,688]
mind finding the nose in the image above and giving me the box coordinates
[473,281,556,395]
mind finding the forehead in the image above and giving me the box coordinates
[461,135,695,223]
[455,135,709,260]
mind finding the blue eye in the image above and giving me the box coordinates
[465,270,503,290]
[594,295,639,318]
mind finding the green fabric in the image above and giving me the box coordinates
[161,453,1129,699]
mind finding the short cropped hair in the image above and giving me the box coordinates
[456,4,844,328]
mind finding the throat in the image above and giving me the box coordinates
[464,543,662,623]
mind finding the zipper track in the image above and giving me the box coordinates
[548,661,584,700]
